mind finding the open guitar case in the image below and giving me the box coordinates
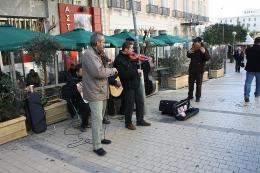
[159,98,199,121]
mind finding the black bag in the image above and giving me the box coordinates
[25,92,47,133]
[159,100,178,114]
[159,98,199,121]
[240,62,245,68]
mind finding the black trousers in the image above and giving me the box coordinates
[66,98,90,127]
[188,72,204,99]
[235,60,241,72]
[124,87,144,125]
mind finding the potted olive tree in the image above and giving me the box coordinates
[208,45,225,78]
[25,35,69,125]
[163,47,189,89]
[0,74,27,144]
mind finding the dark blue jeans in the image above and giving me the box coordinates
[244,72,260,97]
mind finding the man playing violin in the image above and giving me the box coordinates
[113,41,151,130]
[187,37,210,102]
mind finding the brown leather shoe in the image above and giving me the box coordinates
[136,121,151,126]
[125,123,136,130]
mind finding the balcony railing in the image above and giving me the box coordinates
[107,0,125,9]
[126,1,141,11]
[146,4,159,14]
[160,7,170,16]
[184,12,192,20]
[172,10,184,18]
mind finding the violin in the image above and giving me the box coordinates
[128,52,151,62]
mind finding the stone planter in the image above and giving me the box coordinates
[210,68,224,78]
[0,116,27,145]
[203,71,209,81]
[44,100,69,125]
[168,75,188,90]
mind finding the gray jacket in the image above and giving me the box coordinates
[82,47,117,101]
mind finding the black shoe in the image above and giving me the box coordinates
[244,97,250,102]
[103,118,110,124]
[195,98,200,102]
[93,148,106,156]
[80,126,87,132]
[101,139,111,144]
[254,93,260,97]
[187,96,194,100]
[136,121,151,126]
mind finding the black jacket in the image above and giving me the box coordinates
[234,51,244,62]
[187,48,210,74]
[245,45,260,72]
[113,51,140,89]
[62,77,82,100]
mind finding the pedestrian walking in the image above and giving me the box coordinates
[244,37,260,102]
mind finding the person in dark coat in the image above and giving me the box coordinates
[62,64,91,132]
[243,37,260,102]
[113,41,151,130]
[187,37,210,102]
[26,69,41,87]
[234,47,244,73]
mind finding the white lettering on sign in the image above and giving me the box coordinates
[67,23,70,31]
[66,14,70,22]
[65,6,70,13]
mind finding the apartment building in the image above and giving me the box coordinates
[101,0,209,38]
[217,9,260,32]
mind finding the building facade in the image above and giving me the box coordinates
[0,0,209,78]
[101,0,209,38]
[217,9,260,32]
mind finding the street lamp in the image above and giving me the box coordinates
[232,31,237,55]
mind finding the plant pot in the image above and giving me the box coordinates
[168,75,188,90]
[44,100,69,125]
[210,68,224,78]
[0,116,27,145]
[203,71,209,81]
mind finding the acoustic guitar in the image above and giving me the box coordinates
[109,76,123,97]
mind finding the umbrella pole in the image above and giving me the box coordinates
[20,53,26,84]
[10,52,17,88]
[55,53,58,85]
[130,0,146,114]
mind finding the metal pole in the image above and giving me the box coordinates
[55,53,58,85]
[130,0,146,113]
[222,24,224,44]
[224,45,227,74]
[130,0,140,57]
[10,52,17,88]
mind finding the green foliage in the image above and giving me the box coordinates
[203,24,247,45]
[25,35,60,67]
[25,35,60,85]
[0,75,24,122]
[208,46,226,70]
[161,47,189,77]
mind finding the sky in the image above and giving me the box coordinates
[209,0,260,22]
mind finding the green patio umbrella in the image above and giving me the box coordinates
[56,28,124,48]
[0,25,77,51]
[138,35,168,46]
[111,31,136,40]
[111,31,168,46]
[153,33,191,45]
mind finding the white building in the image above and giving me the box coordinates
[217,9,260,32]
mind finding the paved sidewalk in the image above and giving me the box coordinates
[1,63,260,173]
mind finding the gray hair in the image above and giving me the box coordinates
[90,32,104,47]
